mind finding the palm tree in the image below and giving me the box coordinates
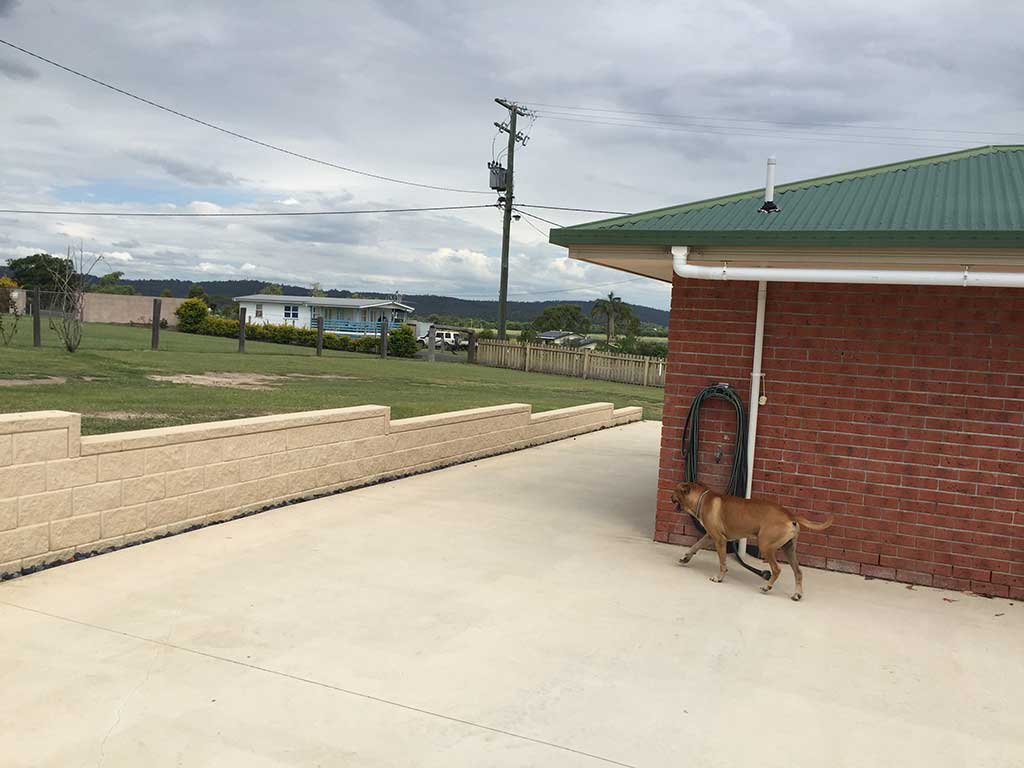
[591,291,623,343]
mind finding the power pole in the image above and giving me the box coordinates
[494,98,530,340]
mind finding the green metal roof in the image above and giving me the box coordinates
[550,146,1024,248]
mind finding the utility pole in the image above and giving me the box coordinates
[494,98,530,340]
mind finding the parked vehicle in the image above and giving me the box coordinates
[417,329,466,351]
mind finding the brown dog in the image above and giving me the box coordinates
[670,482,834,600]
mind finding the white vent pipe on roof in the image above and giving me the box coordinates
[671,247,1024,288]
[758,156,779,214]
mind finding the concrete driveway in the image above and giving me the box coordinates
[1,421,1020,767]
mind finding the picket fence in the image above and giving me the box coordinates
[476,340,666,388]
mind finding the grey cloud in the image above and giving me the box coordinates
[127,149,242,186]
[15,114,60,127]
[111,239,142,249]
[0,0,18,17]
[0,57,37,81]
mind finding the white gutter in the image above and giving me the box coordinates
[671,246,1024,287]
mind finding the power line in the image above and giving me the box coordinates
[515,213,550,238]
[526,101,1024,140]
[537,113,963,151]
[516,204,630,216]
[0,38,492,195]
[0,204,496,217]
[513,207,562,228]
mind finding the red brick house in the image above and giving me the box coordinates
[551,146,1024,598]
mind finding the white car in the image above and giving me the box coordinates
[417,329,466,351]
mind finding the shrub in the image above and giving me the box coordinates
[352,335,380,354]
[159,318,168,329]
[175,298,210,332]
[387,325,417,358]
[477,328,495,340]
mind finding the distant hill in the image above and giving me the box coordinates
[0,269,669,326]
[106,278,670,326]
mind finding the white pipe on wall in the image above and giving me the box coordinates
[671,247,1024,288]
[736,280,768,563]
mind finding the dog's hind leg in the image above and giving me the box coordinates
[781,538,803,601]
[759,547,783,593]
[679,533,711,565]
[710,537,728,583]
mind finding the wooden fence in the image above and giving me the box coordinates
[476,340,666,388]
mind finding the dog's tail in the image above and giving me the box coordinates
[795,514,834,531]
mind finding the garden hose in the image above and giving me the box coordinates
[680,383,770,580]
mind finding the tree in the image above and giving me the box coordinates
[387,325,418,358]
[591,291,629,342]
[530,304,591,335]
[310,282,326,297]
[0,276,20,346]
[160,288,173,298]
[258,283,284,295]
[187,283,209,305]
[91,271,135,295]
[48,244,104,353]
[6,253,72,291]
[175,298,210,332]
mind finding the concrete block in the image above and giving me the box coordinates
[204,461,242,489]
[14,429,69,464]
[187,487,229,517]
[80,434,122,456]
[0,558,21,577]
[72,481,122,516]
[285,416,385,451]
[164,467,205,497]
[22,547,74,571]
[102,505,148,537]
[0,411,73,436]
[611,406,644,426]
[18,490,72,526]
[147,496,189,528]
[0,462,47,499]
[46,456,98,490]
[67,413,81,458]
[50,514,101,549]
[76,534,123,556]
[144,444,188,474]
[238,455,274,482]
[98,450,147,482]
[122,475,165,506]
[0,499,15,531]
[0,435,11,467]
[185,438,226,468]
[0,523,49,562]
[232,480,263,507]
[389,404,530,433]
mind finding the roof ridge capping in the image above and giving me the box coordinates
[558,145,1024,231]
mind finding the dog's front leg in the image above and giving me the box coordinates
[678,534,711,565]
[710,537,728,583]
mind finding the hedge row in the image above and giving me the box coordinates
[174,299,416,357]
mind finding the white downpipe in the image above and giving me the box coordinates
[736,280,767,562]
[671,247,1024,288]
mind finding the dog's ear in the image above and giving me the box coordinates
[676,482,691,495]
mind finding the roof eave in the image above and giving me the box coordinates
[551,229,1024,248]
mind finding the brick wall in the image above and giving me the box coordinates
[656,276,1024,599]
[1,402,642,578]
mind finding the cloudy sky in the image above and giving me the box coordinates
[2,1,1023,309]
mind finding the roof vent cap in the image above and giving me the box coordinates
[758,156,780,214]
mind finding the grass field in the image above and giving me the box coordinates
[0,323,663,435]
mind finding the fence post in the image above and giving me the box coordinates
[151,299,161,351]
[238,307,246,353]
[524,344,532,373]
[32,286,42,347]
[643,358,651,387]
[316,316,324,357]
[379,319,388,358]
[427,325,436,363]
[582,349,591,379]
[467,330,477,363]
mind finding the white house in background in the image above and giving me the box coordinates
[233,294,414,336]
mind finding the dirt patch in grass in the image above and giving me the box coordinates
[0,376,67,387]
[91,411,172,421]
[147,372,357,391]
[149,372,286,390]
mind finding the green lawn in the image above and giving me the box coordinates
[0,323,662,435]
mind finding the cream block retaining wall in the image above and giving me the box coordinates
[0,402,642,577]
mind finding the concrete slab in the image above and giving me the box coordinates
[1,421,1021,768]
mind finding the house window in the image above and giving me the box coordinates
[255,303,263,318]
[284,305,299,319]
